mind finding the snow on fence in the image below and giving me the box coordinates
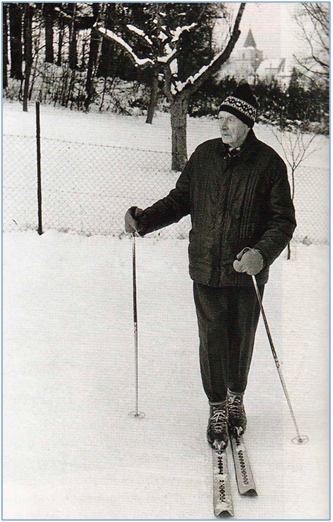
[3,134,329,244]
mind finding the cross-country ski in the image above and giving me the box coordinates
[212,433,256,518]
[230,433,257,497]
[212,446,234,518]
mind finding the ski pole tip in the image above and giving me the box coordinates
[128,411,146,419]
[292,435,309,445]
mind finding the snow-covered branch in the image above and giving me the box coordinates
[171,22,197,42]
[157,44,177,64]
[172,47,226,93]
[54,7,74,21]
[95,19,198,74]
[126,24,153,47]
[169,3,245,95]
[95,24,154,67]
[158,30,168,42]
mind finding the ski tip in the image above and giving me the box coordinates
[242,488,258,497]
[214,507,234,519]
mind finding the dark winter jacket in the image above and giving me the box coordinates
[139,130,296,287]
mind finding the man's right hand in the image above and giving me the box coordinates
[125,207,144,234]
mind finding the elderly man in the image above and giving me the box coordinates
[125,83,296,451]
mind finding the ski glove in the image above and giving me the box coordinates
[233,247,264,276]
[125,206,145,234]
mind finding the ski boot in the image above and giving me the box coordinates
[227,390,247,437]
[207,401,228,451]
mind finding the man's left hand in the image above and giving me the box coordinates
[233,248,264,276]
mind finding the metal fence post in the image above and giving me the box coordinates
[36,101,43,235]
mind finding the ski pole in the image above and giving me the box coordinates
[129,232,145,419]
[252,275,308,445]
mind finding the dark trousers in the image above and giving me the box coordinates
[193,282,264,404]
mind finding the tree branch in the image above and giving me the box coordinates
[177,2,245,94]
[95,23,154,67]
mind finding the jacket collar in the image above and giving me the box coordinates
[220,129,260,162]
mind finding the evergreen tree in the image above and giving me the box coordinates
[287,68,305,121]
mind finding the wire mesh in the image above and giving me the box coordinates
[2,134,329,244]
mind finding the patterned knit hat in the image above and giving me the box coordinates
[219,83,258,128]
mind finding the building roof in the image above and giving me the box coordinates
[256,58,284,75]
[244,29,256,49]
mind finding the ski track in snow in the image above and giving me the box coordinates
[3,232,329,520]
[2,101,330,520]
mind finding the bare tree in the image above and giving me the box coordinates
[96,3,245,170]
[294,3,329,86]
[165,4,245,170]
[272,123,318,258]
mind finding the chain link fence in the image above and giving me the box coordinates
[3,134,329,244]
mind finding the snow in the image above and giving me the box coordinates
[157,30,168,42]
[3,100,328,166]
[157,45,177,64]
[174,47,230,93]
[171,23,197,42]
[127,24,153,46]
[2,101,329,243]
[95,25,154,67]
[2,233,329,520]
[94,21,198,74]
[2,100,330,520]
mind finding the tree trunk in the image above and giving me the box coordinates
[23,4,33,112]
[44,3,54,64]
[84,26,100,110]
[56,18,64,66]
[28,22,42,100]
[68,4,77,70]
[146,66,159,124]
[61,69,69,107]
[3,4,8,89]
[170,94,190,171]
[9,3,23,80]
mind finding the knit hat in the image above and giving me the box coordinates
[219,83,258,128]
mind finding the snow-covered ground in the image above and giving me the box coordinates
[2,101,329,243]
[3,233,330,520]
[2,100,330,520]
[3,99,329,163]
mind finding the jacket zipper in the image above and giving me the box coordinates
[213,162,234,286]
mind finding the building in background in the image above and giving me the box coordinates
[256,57,295,89]
[218,29,295,88]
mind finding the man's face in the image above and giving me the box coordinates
[218,111,250,149]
